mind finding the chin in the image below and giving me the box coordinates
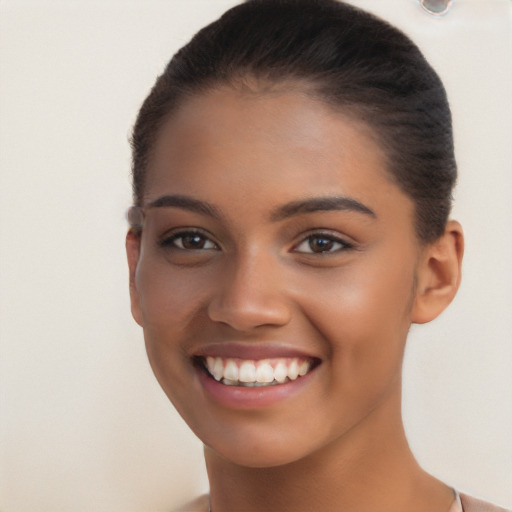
[205,439,312,469]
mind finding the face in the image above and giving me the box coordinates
[128,87,424,468]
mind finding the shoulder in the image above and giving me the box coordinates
[171,494,209,512]
[460,493,511,512]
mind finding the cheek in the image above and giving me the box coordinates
[135,258,208,403]
[295,258,415,379]
[134,256,214,382]
[136,255,211,332]
[300,256,414,328]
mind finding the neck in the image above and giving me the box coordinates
[204,387,453,512]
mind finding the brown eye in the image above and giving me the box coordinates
[294,234,351,254]
[161,231,218,251]
[308,237,335,253]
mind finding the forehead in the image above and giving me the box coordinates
[145,87,412,225]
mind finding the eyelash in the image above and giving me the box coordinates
[159,229,353,255]
[293,232,353,255]
[159,229,219,251]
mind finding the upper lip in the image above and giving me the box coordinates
[192,342,321,361]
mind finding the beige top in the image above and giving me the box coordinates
[175,491,511,512]
[449,491,464,512]
[459,492,512,512]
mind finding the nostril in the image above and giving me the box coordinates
[207,294,292,331]
[207,257,293,330]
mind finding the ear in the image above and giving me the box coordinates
[411,220,464,324]
[126,230,143,326]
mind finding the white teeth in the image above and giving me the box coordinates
[256,362,274,383]
[212,357,224,381]
[206,356,216,373]
[224,359,239,381]
[287,359,299,380]
[203,356,314,386]
[274,362,288,383]
[239,361,257,382]
[298,360,310,376]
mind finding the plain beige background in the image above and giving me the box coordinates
[1,1,511,511]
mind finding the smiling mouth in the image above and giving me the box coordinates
[197,356,318,387]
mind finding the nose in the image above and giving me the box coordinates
[207,251,292,332]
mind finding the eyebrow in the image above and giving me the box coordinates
[146,194,375,221]
[147,194,222,219]
[270,196,376,221]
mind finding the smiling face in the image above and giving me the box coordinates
[127,86,430,468]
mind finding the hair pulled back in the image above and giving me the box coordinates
[131,0,456,243]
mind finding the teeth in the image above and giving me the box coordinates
[205,357,215,376]
[212,357,224,380]
[274,362,288,383]
[239,361,257,382]
[256,362,274,383]
[202,356,313,387]
[298,360,309,376]
[287,360,299,380]
[224,360,239,381]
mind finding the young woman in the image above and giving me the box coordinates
[126,1,509,511]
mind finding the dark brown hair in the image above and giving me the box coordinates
[131,0,456,243]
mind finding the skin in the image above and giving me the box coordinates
[126,86,464,512]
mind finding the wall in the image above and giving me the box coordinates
[1,1,511,510]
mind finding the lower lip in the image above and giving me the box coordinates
[196,366,317,409]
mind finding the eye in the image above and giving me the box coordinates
[160,230,219,251]
[294,233,352,254]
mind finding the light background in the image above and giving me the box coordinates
[0,0,511,511]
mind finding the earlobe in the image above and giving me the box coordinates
[411,220,464,324]
[126,230,144,326]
